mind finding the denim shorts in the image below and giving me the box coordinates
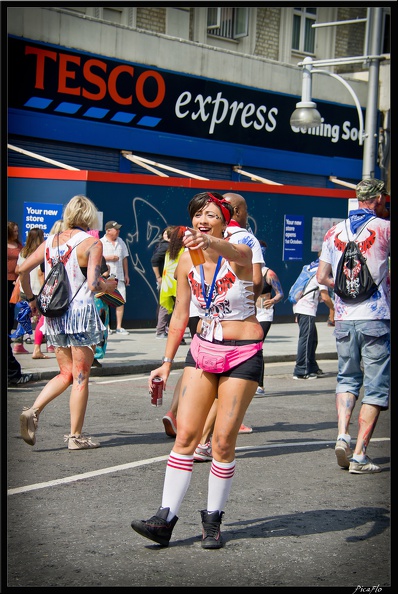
[185,344,263,382]
[47,329,103,349]
[334,319,390,409]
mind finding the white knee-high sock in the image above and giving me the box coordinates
[161,450,194,521]
[207,459,236,512]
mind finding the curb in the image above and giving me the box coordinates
[30,352,338,382]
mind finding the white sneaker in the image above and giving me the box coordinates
[293,374,317,380]
[335,439,353,469]
[194,441,212,462]
[116,328,129,335]
[349,456,381,474]
[254,387,266,397]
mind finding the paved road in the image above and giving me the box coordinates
[6,350,390,588]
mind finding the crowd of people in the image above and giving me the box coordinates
[8,179,390,548]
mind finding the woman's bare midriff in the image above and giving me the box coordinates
[197,316,264,341]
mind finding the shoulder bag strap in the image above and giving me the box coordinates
[64,238,88,305]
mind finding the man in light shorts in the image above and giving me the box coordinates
[317,179,390,474]
[101,221,130,334]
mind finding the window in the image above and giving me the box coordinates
[382,12,390,54]
[102,7,123,25]
[292,7,316,54]
[207,7,248,40]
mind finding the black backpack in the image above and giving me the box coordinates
[36,236,85,318]
[334,218,380,304]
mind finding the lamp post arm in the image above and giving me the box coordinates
[311,69,365,146]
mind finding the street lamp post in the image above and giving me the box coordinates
[290,7,384,179]
[290,57,365,144]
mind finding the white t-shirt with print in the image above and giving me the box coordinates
[319,217,390,321]
[225,225,265,265]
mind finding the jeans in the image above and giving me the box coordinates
[293,314,319,376]
[334,319,390,409]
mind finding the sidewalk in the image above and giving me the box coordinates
[13,320,337,381]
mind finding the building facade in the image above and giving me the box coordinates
[6,6,391,326]
[7,5,391,186]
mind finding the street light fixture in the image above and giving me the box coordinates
[290,7,385,179]
[289,57,322,130]
[290,57,365,144]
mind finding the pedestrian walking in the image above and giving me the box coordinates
[101,221,130,334]
[317,178,390,474]
[131,191,264,548]
[162,192,265,444]
[254,251,284,396]
[151,226,176,339]
[14,227,45,355]
[292,255,334,380]
[18,194,118,450]
[7,221,23,343]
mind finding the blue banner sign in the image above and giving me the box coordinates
[283,214,304,261]
[23,202,63,241]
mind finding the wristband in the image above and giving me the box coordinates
[27,295,36,303]
[162,357,174,364]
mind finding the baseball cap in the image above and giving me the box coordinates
[356,179,387,201]
[105,221,122,230]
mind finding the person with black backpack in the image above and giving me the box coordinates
[317,179,390,474]
[18,195,118,450]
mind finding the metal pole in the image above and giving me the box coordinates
[362,7,383,179]
[312,69,365,145]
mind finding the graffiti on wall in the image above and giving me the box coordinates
[124,196,169,307]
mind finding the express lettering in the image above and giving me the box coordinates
[176,91,278,134]
[25,45,165,108]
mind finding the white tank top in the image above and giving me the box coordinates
[43,231,104,335]
[188,259,255,321]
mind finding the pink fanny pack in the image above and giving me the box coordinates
[190,333,263,373]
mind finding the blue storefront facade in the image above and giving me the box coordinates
[8,34,374,326]
[8,168,355,326]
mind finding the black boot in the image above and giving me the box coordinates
[200,509,224,549]
[131,506,178,546]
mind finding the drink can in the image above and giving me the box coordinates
[151,376,163,407]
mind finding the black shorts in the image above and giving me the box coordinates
[185,344,263,382]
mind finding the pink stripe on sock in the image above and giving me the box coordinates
[210,461,235,479]
[167,453,194,472]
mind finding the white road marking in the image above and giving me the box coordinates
[7,437,389,496]
[93,370,181,384]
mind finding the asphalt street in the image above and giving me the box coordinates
[5,333,391,589]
